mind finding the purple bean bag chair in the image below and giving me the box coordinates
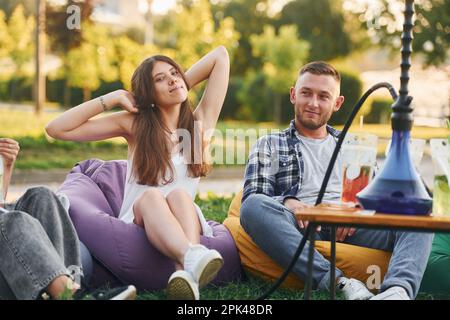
[57,159,242,291]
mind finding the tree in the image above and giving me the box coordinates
[7,4,35,76]
[66,23,117,101]
[160,0,240,68]
[113,36,162,90]
[46,0,95,107]
[155,0,239,105]
[35,0,46,115]
[0,10,13,60]
[0,0,34,16]
[278,0,353,61]
[66,42,99,102]
[211,0,272,76]
[0,10,14,82]
[46,0,94,53]
[236,71,274,121]
[346,0,449,66]
[250,25,309,124]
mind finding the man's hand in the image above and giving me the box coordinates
[283,198,321,232]
[335,227,356,242]
[0,138,20,167]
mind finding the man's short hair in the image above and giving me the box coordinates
[299,61,340,83]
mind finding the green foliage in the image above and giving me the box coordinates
[0,10,13,61]
[5,4,35,77]
[328,70,363,126]
[236,71,274,122]
[219,76,245,120]
[46,0,94,54]
[250,25,309,94]
[165,0,240,68]
[278,0,353,61]
[250,25,309,123]
[66,43,99,93]
[0,0,34,16]
[365,98,393,124]
[195,193,233,224]
[0,76,33,102]
[348,0,449,67]
[113,36,160,90]
[211,0,272,77]
[65,23,118,99]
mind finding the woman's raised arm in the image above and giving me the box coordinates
[186,46,230,132]
[45,90,138,142]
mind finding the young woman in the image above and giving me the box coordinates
[46,46,230,300]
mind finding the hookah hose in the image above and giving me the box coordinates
[257,82,398,300]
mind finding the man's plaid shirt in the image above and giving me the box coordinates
[242,120,341,204]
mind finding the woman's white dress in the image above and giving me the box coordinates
[118,153,213,237]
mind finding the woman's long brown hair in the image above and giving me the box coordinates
[130,55,210,185]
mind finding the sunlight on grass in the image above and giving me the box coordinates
[0,109,59,137]
[0,109,127,144]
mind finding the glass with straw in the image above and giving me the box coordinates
[430,120,450,215]
[340,116,378,206]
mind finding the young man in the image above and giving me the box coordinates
[0,137,136,300]
[240,61,433,300]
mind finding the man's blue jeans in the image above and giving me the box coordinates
[0,187,85,300]
[240,193,433,298]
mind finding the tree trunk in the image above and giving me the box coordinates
[83,87,91,101]
[35,0,46,115]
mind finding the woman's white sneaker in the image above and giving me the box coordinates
[167,270,199,300]
[183,244,224,288]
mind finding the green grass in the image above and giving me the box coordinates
[13,135,128,169]
[137,276,450,300]
[195,193,233,223]
[137,275,339,300]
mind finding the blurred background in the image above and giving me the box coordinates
[0,0,449,199]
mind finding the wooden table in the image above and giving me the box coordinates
[294,204,450,300]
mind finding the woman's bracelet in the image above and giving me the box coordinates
[99,96,108,112]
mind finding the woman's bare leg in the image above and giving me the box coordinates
[166,189,202,245]
[133,189,190,268]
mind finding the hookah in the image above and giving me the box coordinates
[257,0,431,300]
[356,0,432,215]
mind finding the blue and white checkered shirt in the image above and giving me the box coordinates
[242,120,341,204]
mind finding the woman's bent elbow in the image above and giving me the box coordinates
[45,124,54,138]
[45,123,60,139]
[217,46,229,59]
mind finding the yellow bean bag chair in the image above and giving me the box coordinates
[223,191,391,289]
